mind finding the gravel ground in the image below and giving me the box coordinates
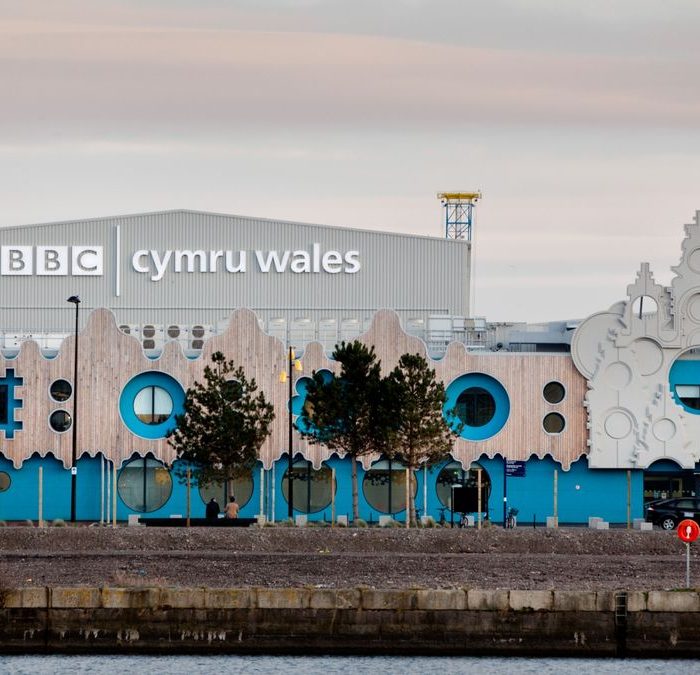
[0,526,696,591]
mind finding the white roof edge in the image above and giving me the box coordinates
[0,209,469,245]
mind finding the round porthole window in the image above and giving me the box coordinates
[199,471,255,510]
[117,457,173,513]
[543,381,565,404]
[119,372,185,440]
[0,471,10,492]
[444,373,510,441]
[133,386,173,425]
[456,387,496,427]
[543,412,565,434]
[49,379,72,402]
[49,410,72,433]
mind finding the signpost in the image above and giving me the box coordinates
[677,519,700,588]
[503,459,526,528]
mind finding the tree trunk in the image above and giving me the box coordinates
[351,455,359,521]
[409,467,416,527]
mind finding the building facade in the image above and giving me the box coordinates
[0,210,698,525]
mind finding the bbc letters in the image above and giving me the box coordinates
[0,244,360,280]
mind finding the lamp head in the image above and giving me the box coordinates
[67,295,81,305]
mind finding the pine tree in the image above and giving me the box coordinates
[168,351,275,493]
[298,341,389,520]
[385,353,461,526]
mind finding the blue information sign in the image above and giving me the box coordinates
[505,460,526,477]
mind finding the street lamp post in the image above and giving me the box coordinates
[280,346,302,520]
[67,295,80,522]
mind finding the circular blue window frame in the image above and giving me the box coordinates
[444,373,510,441]
[669,357,700,415]
[119,371,186,439]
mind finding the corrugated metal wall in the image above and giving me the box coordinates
[0,210,470,333]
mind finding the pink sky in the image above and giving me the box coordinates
[1,1,699,321]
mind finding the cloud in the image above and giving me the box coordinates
[1,22,699,143]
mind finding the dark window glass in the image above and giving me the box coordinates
[50,379,72,402]
[282,461,334,514]
[675,499,696,509]
[543,412,565,434]
[0,385,7,424]
[49,410,72,432]
[118,457,172,513]
[362,460,417,514]
[436,462,491,510]
[0,471,10,492]
[456,387,495,427]
[543,381,565,404]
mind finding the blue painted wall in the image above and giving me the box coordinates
[0,452,645,524]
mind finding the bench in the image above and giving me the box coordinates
[139,517,257,527]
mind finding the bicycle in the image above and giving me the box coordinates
[506,507,519,529]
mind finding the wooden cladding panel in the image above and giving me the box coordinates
[0,308,587,471]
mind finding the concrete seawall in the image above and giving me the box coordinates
[2,587,700,657]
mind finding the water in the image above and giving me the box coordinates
[0,656,695,675]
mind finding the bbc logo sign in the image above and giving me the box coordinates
[0,246,103,276]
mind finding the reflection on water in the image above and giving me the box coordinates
[0,656,697,675]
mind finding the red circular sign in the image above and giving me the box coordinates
[677,519,700,543]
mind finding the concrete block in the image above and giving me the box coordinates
[295,515,307,527]
[588,517,602,528]
[101,587,160,608]
[51,587,101,608]
[256,514,266,526]
[552,591,597,612]
[467,589,509,611]
[336,515,348,527]
[633,518,644,529]
[168,514,182,519]
[361,589,416,610]
[464,515,475,527]
[648,591,700,612]
[509,590,553,611]
[626,591,648,612]
[160,587,205,609]
[205,588,254,609]
[378,515,393,527]
[308,589,361,610]
[257,588,309,609]
[546,516,558,529]
[416,589,467,610]
[593,521,609,530]
[2,587,48,608]
[127,514,141,527]
[638,522,653,531]
[595,592,615,612]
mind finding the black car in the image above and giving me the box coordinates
[645,497,700,531]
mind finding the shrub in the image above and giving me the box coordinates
[22,519,34,527]
[0,521,7,527]
[52,519,67,527]
[353,518,368,528]
[421,516,436,528]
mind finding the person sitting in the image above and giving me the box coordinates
[224,495,240,519]
[205,497,220,522]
